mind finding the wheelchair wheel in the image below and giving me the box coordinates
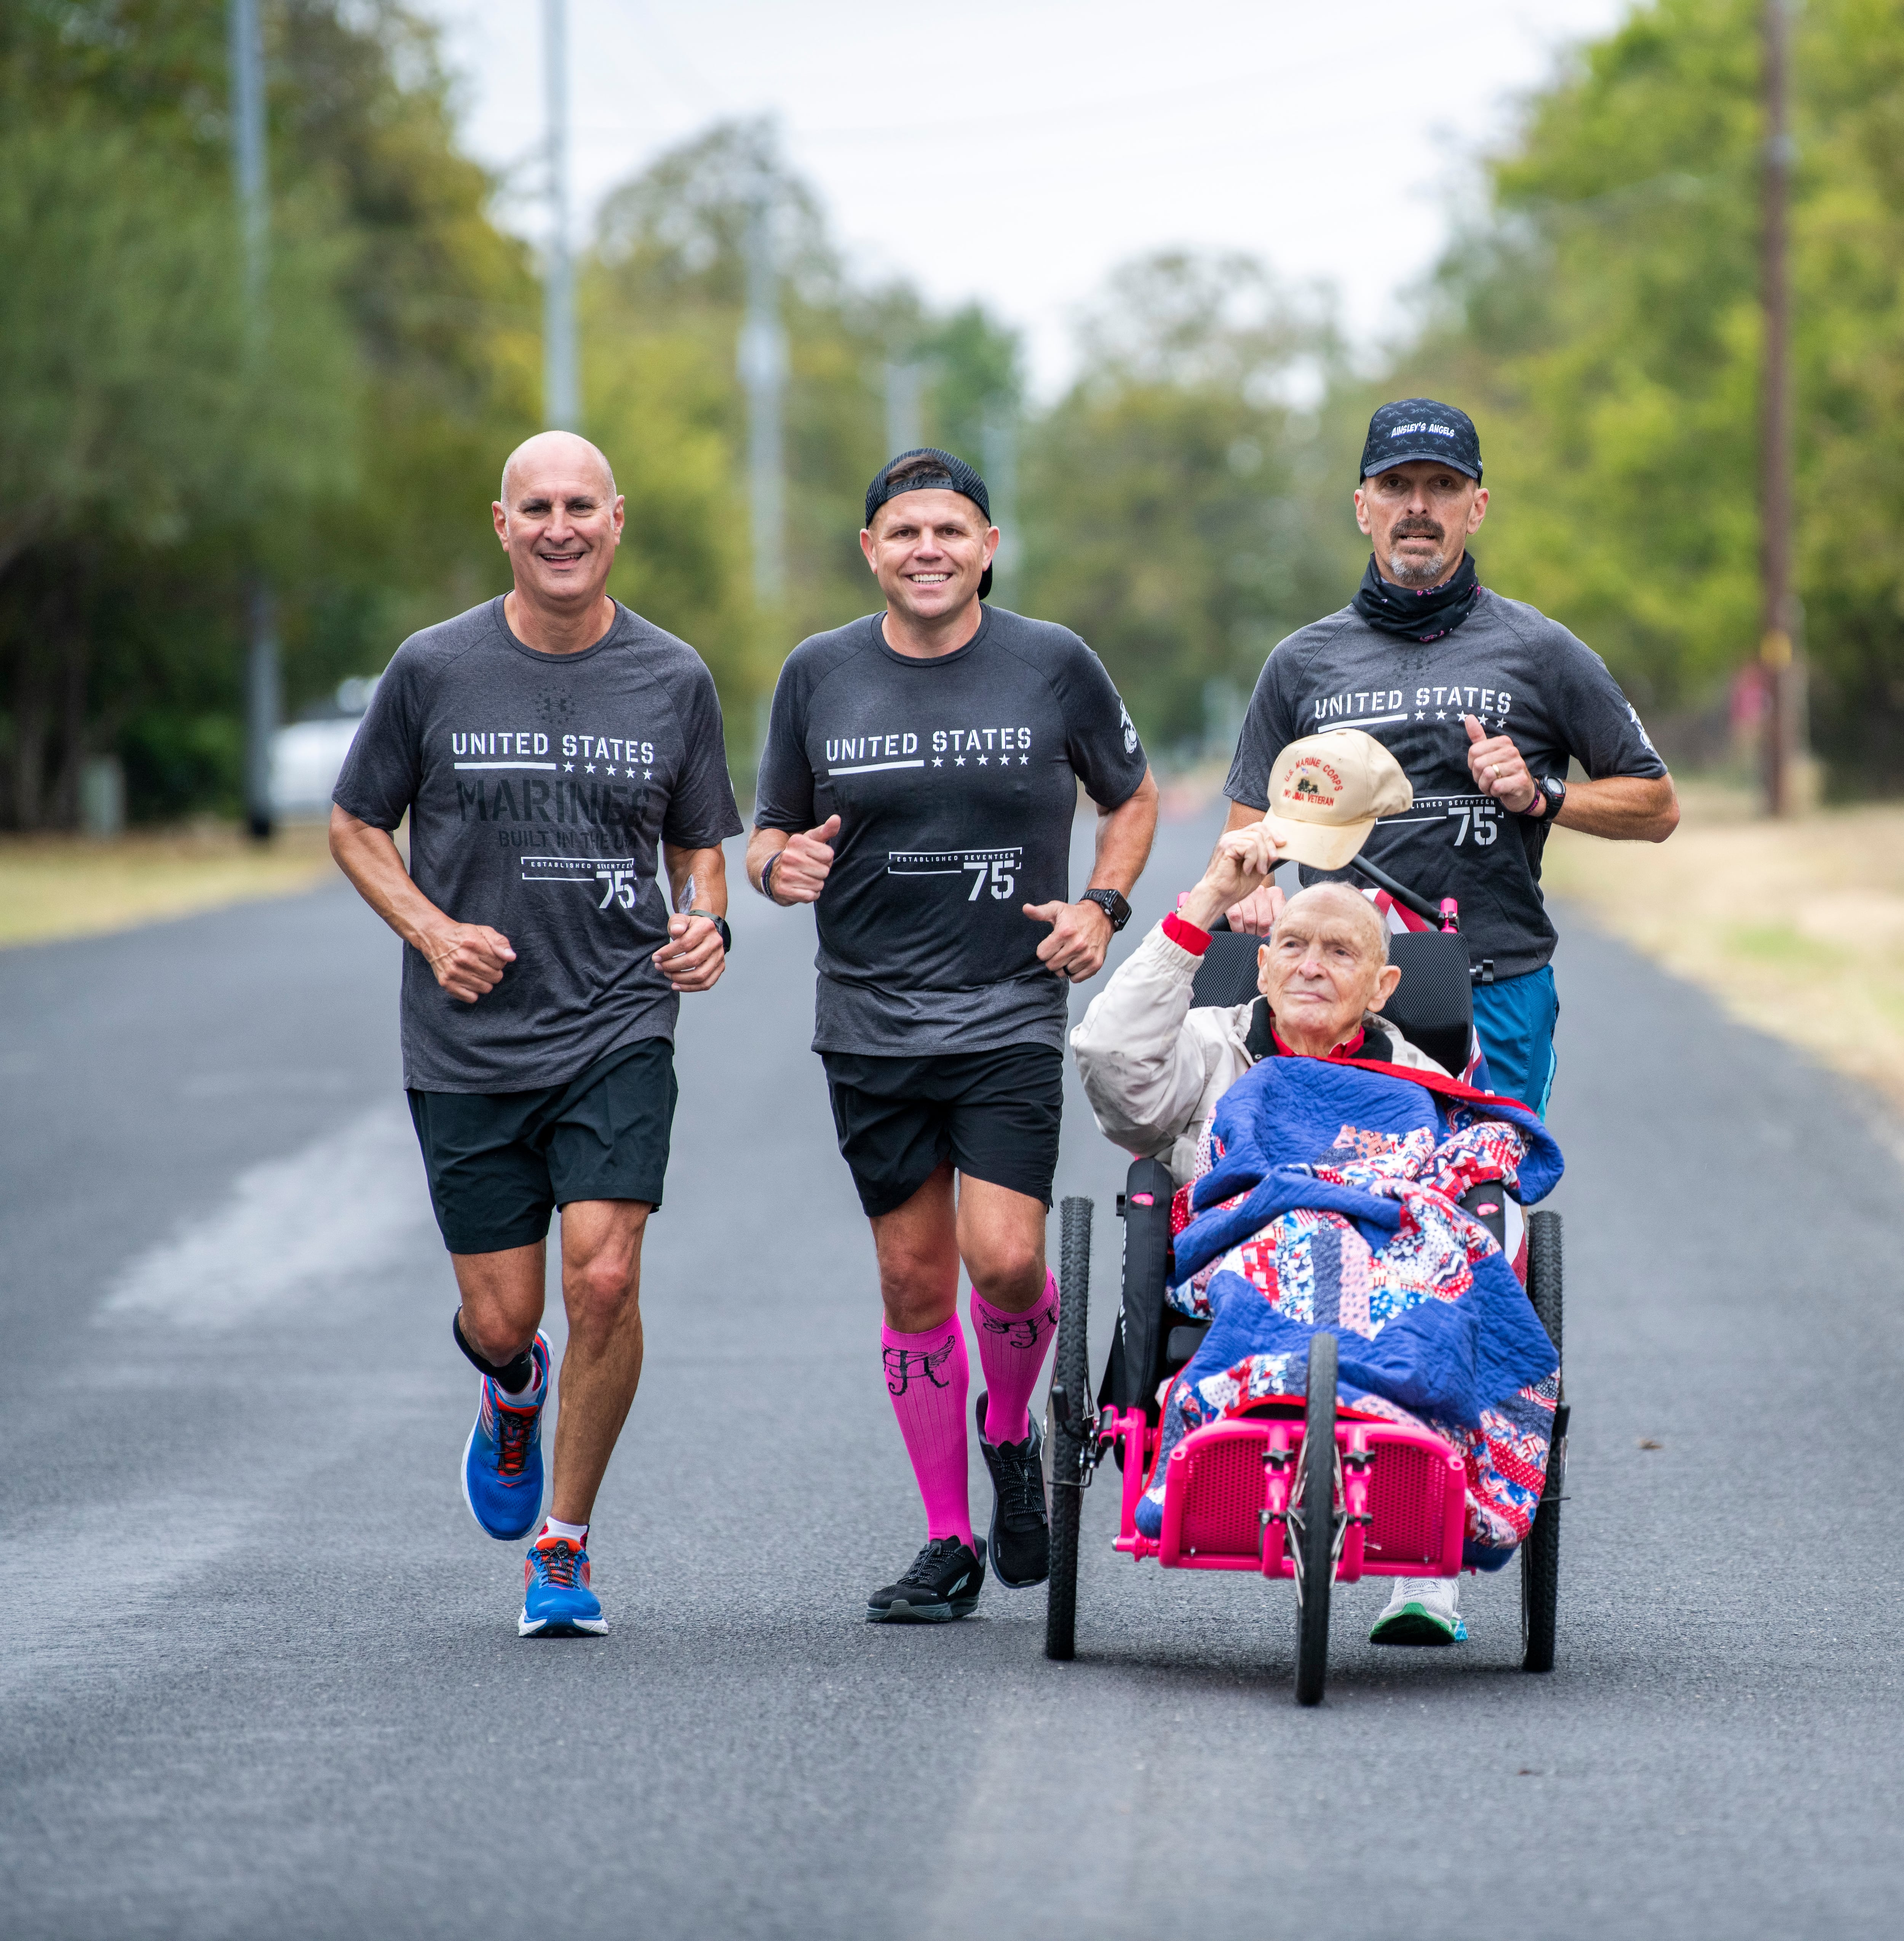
[1521,1210,1563,1674]
[1293,1330,1337,1706]
[1045,1195,1093,1663]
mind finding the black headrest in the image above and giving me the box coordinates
[1187,927,1473,1079]
[1380,932,1474,1077]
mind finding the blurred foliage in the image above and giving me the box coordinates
[22,0,1904,826]
[0,0,535,827]
[1020,252,1358,757]
[1396,0,1904,790]
[582,120,1022,739]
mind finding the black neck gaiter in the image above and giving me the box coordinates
[1352,552,1481,643]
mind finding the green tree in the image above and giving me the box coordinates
[582,121,1022,738]
[1398,0,1904,788]
[0,0,538,825]
[1022,251,1351,757]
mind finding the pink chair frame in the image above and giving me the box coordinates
[1105,1405,1467,1582]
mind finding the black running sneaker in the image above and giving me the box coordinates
[865,1536,987,1623]
[975,1391,1050,1590]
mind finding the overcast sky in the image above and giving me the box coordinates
[415,0,1633,395]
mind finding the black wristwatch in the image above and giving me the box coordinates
[1081,887,1132,933]
[1520,776,1566,821]
[687,908,733,952]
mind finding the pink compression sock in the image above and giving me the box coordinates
[971,1273,1061,1446]
[880,1316,973,1549]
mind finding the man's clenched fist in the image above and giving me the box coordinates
[653,913,726,993]
[1024,897,1113,982]
[423,921,516,1004]
[767,814,840,904]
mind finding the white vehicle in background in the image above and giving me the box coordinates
[270,676,379,820]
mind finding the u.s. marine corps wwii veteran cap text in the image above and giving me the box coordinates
[1260,728,1414,872]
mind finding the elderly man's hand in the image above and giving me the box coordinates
[1179,821,1285,934]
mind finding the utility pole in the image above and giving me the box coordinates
[228,0,277,841]
[1760,0,1800,816]
[542,0,580,430]
[981,402,1019,604]
[738,180,786,603]
[883,359,924,460]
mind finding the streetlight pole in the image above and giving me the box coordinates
[1760,0,1799,816]
[738,179,786,604]
[883,358,924,460]
[981,402,1019,605]
[228,0,277,841]
[543,0,580,430]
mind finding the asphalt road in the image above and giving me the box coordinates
[3,806,1901,1940]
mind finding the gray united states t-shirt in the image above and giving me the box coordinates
[1225,585,1666,980]
[753,606,1149,1055]
[333,597,742,1092]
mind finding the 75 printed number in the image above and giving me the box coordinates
[962,857,1017,900]
[596,866,637,910]
[1448,801,1501,846]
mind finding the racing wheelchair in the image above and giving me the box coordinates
[1043,878,1567,1706]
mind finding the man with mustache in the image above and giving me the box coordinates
[1216,400,1679,1114]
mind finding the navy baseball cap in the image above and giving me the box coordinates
[864,448,996,599]
[1359,399,1483,483]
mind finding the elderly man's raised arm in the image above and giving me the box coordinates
[1070,821,1282,1160]
[1070,925,1226,1159]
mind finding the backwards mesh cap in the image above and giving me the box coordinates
[864,447,990,526]
[863,448,996,600]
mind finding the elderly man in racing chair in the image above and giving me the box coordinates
[1072,833,1450,1183]
[1072,737,1562,1648]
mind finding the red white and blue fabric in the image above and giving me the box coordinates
[1138,1054,1562,1568]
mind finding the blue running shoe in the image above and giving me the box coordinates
[520,1531,607,1637]
[461,1331,550,1541]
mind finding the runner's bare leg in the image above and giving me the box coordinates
[452,1198,649,1527]
[548,1198,649,1526]
[869,1164,1045,1331]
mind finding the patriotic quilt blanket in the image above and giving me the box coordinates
[1136,1054,1564,1569]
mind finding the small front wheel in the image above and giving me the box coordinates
[1293,1331,1337,1706]
[1045,1196,1093,1662]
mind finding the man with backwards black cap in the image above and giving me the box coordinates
[1218,400,1679,1117]
[749,448,1158,1623]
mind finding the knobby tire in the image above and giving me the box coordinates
[1294,1331,1337,1706]
[1045,1196,1093,1662]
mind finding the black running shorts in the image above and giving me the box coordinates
[407,1038,677,1256]
[821,1043,1063,1218]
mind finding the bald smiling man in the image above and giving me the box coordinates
[329,431,743,1639]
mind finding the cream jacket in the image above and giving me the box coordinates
[1069,922,1452,1185]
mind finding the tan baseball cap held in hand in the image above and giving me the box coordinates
[1261,729,1414,870]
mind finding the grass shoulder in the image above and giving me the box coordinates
[0,821,341,951]
[1542,780,1904,1111]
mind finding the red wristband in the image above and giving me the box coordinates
[1162,910,1211,955]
